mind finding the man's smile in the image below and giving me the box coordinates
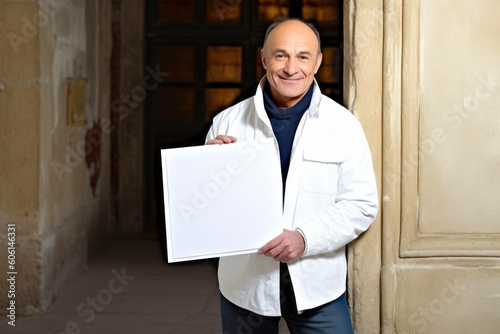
[278,76,303,82]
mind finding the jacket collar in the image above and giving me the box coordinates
[254,76,323,126]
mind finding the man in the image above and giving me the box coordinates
[206,18,378,333]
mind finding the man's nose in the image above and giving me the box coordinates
[284,58,298,75]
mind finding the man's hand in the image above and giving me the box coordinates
[258,229,305,263]
[206,135,237,145]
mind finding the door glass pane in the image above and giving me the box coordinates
[316,46,342,83]
[303,0,339,24]
[206,46,242,82]
[156,46,196,82]
[256,46,265,81]
[157,0,195,22]
[154,86,196,123]
[206,0,241,23]
[258,0,290,22]
[205,88,241,121]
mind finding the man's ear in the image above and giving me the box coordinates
[261,48,268,70]
[314,52,323,74]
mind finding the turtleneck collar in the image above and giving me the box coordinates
[263,81,314,121]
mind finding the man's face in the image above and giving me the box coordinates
[261,20,323,109]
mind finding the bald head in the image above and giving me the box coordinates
[263,18,321,58]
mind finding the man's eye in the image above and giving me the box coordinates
[276,54,285,59]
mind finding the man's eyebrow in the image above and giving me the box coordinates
[270,48,313,55]
[298,50,313,56]
[271,48,288,54]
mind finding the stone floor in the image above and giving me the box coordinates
[2,237,290,334]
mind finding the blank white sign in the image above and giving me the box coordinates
[161,139,283,263]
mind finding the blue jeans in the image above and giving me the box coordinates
[220,291,354,334]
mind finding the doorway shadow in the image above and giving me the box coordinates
[154,82,259,264]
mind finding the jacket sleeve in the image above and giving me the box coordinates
[205,125,217,143]
[205,105,238,143]
[205,112,225,143]
[296,130,379,257]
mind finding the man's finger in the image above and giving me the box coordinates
[258,233,286,258]
[224,136,237,143]
[206,139,222,145]
[258,237,280,255]
[206,135,237,145]
[217,135,237,143]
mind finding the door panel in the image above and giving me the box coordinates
[379,0,500,333]
[399,0,500,258]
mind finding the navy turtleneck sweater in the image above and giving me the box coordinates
[263,81,315,188]
[264,81,315,304]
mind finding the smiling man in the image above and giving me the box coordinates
[206,18,378,333]
[261,19,322,109]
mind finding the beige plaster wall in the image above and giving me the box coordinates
[395,1,500,332]
[418,0,500,235]
[347,0,500,333]
[344,0,384,332]
[0,0,112,314]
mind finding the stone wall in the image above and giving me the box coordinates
[0,0,112,314]
[346,0,500,333]
[344,0,384,332]
[117,0,145,234]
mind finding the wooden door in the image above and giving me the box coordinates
[144,0,344,236]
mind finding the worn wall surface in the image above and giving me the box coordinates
[117,0,145,234]
[417,0,500,235]
[344,0,383,332]
[0,0,112,314]
[346,0,500,333]
[395,0,500,332]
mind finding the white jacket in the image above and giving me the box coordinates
[206,78,378,316]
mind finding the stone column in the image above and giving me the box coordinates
[344,0,384,332]
[0,0,112,314]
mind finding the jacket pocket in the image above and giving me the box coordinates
[295,251,344,285]
[301,150,344,195]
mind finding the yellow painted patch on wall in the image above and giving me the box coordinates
[66,78,87,127]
